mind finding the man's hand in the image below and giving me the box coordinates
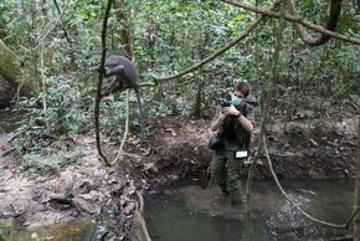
[222,87,233,94]
[222,105,240,116]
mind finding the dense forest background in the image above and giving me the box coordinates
[0,0,359,240]
[1,0,359,144]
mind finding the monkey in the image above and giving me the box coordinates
[103,55,144,139]
[104,55,137,91]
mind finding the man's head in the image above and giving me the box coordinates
[234,81,250,99]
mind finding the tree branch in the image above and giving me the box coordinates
[95,0,114,166]
[152,1,282,82]
[220,0,360,45]
[286,0,342,46]
[52,0,77,67]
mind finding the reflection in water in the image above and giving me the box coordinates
[145,180,354,241]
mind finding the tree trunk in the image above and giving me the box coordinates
[354,116,360,240]
[193,33,212,118]
[0,75,16,108]
[114,0,134,59]
[147,17,157,69]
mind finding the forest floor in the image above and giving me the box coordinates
[0,113,358,239]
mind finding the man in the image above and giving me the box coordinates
[210,81,255,206]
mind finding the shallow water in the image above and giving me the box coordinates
[0,221,96,241]
[145,180,355,241]
[0,180,355,241]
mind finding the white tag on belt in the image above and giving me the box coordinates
[235,150,248,159]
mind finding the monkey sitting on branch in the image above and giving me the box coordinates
[102,55,144,138]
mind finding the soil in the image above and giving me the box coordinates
[0,113,358,240]
[0,134,141,239]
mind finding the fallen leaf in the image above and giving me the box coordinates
[309,138,318,147]
[143,162,157,172]
[78,190,100,201]
[3,170,14,180]
[31,232,38,239]
[139,146,151,155]
[128,135,141,145]
[166,128,177,136]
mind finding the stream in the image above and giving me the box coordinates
[145,180,354,241]
[0,180,355,241]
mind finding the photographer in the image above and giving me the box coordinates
[209,81,255,206]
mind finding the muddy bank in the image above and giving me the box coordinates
[136,117,358,184]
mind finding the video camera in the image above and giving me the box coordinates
[221,93,249,113]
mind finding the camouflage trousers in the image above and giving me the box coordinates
[211,149,244,204]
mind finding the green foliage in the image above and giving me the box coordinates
[149,102,174,117]
[32,76,91,134]
[10,76,93,156]
[23,147,83,175]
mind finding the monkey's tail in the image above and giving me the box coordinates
[135,87,145,140]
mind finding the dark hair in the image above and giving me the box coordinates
[235,81,250,97]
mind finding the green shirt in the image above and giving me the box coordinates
[214,103,255,151]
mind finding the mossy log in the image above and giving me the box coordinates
[0,39,33,108]
[0,39,19,86]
